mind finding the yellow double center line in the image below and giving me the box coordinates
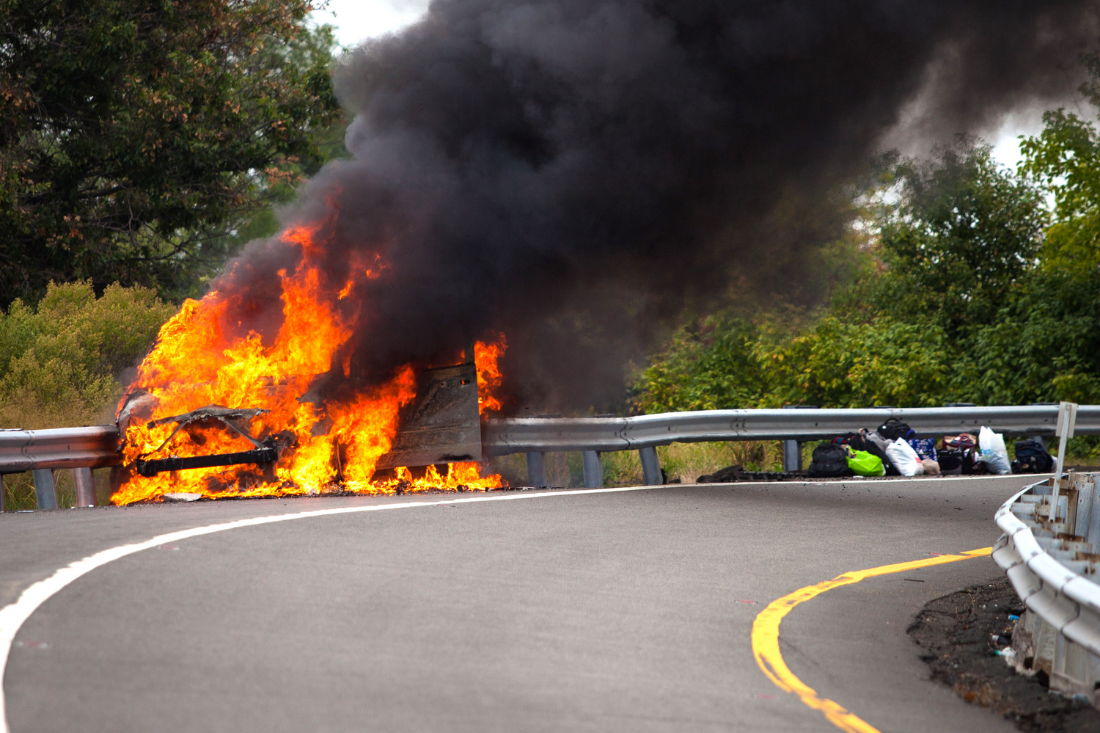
[751,547,993,733]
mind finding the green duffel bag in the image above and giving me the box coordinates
[846,448,886,477]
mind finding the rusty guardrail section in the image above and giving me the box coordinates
[993,473,1100,704]
[5,404,1100,507]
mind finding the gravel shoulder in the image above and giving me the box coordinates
[909,577,1100,733]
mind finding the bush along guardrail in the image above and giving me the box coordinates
[3,403,1099,508]
[993,472,1100,704]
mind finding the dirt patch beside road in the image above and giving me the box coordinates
[909,577,1100,732]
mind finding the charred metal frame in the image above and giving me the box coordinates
[376,361,482,469]
[135,446,279,477]
[119,359,483,480]
[131,406,277,477]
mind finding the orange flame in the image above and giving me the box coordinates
[338,251,386,299]
[112,220,506,505]
[474,335,506,414]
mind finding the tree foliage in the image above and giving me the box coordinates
[1020,70,1100,283]
[0,0,341,306]
[874,142,1047,337]
[634,128,1100,413]
[0,281,175,428]
[632,317,766,413]
[759,316,950,408]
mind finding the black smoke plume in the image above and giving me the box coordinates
[214,0,1098,412]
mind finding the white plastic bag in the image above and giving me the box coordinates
[886,438,924,476]
[979,426,1011,475]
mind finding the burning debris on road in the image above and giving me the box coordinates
[109,226,508,505]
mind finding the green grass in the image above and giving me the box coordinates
[656,441,784,482]
[2,468,112,511]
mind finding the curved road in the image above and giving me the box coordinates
[1,477,1029,732]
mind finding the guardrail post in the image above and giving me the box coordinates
[74,467,96,507]
[582,451,603,489]
[33,469,57,510]
[526,452,547,488]
[782,440,801,472]
[0,474,5,512]
[1051,402,1079,521]
[639,446,662,485]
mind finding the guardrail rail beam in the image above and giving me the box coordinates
[994,471,1100,706]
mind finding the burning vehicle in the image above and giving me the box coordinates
[110,222,507,505]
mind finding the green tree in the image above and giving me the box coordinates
[633,142,1050,412]
[1019,55,1100,282]
[632,315,767,413]
[870,140,1048,338]
[0,280,175,428]
[632,311,953,413]
[0,0,342,306]
[761,316,951,408]
[960,272,1100,405]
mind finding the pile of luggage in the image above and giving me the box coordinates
[806,418,1055,479]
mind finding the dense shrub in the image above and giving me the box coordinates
[0,281,174,429]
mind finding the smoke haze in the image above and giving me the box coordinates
[214,0,1098,412]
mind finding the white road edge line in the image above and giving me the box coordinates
[0,474,1025,731]
[0,485,665,732]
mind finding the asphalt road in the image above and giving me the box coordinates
[1,476,1032,732]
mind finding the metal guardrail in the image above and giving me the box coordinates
[993,473,1100,700]
[4,404,1100,507]
[0,427,117,511]
[485,404,1100,488]
[482,405,1100,454]
[0,426,119,472]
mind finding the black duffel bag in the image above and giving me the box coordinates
[808,443,853,478]
[939,447,988,474]
[1012,440,1054,474]
[877,418,915,441]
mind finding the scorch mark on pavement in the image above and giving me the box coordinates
[752,547,994,733]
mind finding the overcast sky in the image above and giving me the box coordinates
[311,0,428,47]
[311,0,1064,171]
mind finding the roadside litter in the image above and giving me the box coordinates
[806,418,1052,479]
[700,416,1056,482]
[979,426,1011,475]
[886,438,923,476]
[807,443,850,478]
[1012,439,1053,474]
[846,446,886,477]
